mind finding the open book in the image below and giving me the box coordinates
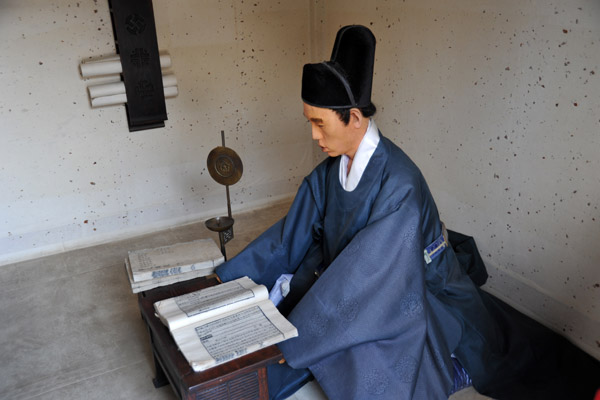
[154,276,298,372]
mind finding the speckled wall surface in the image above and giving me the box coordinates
[0,0,314,263]
[316,0,599,358]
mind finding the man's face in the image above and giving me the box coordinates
[303,103,353,158]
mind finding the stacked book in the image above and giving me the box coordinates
[125,238,225,293]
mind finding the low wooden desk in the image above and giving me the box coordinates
[138,276,284,400]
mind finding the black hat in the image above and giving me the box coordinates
[302,25,376,109]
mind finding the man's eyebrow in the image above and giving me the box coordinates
[302,112,323,123]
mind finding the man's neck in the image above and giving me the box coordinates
[345,118,370,161]
[345,118,371,175]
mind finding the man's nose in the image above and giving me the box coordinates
[311,127,321,141]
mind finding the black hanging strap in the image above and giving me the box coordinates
[108,0,167,131]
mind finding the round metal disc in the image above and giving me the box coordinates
[206,146,243,186]
[205,216,234,232]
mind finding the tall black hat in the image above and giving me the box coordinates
[302,25,376,109]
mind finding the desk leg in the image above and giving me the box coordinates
[143,313,170,389]
[152,352,170,388]
[258,367,270,400]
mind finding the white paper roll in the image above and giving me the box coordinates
[162,74,177,88]
[91,93,128,107]
[164,85,178,98]
[88,74,178,98]
[91,85,178,108]
[88,81,124,98]
[80,54,172,78]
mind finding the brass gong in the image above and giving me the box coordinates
[206,146,243,186]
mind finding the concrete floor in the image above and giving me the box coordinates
[0,199,491,400]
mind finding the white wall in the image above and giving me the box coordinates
[316,0,600,359]
[0,0,314,264]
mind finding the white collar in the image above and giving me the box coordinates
[339,119,380,192]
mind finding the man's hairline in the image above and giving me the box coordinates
[303,105,367,126]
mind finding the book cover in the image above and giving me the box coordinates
[128,238,224,283]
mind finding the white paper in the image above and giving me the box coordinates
[128,238,223,283]
[80,54,172,78]
[88,74,177,98]
[154,276,268,331]
[124,258,220,293]
[91,85,178,108]
[170,299,298,372]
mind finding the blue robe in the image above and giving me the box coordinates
[217,135,499,399]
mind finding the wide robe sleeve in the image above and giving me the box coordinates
[278,201,458,400]
[215,164,328,289]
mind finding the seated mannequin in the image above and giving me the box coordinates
[216,25,600,400]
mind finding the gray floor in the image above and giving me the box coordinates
[0,200,490,400]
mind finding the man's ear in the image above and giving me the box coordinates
[349,108,363,128]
